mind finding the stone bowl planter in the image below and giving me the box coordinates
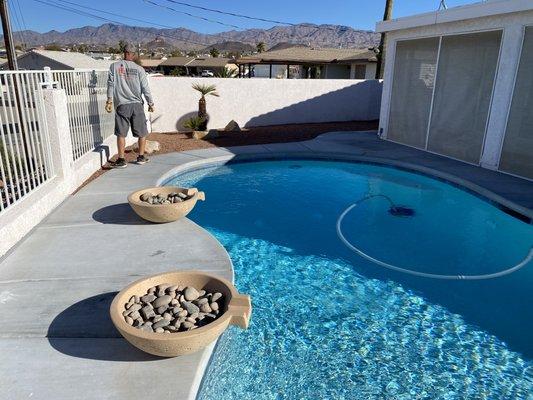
[128,186,205,223]
[110,270,252,357]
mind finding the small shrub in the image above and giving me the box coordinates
[183,116,206,131]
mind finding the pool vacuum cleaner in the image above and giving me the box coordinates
[336,193,533,280]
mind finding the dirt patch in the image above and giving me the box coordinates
[74,120,378,193]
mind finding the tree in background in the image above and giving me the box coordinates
[187,50,198,57]
[209,48,220,58]
[256,42,266,53]
[375,0,393,79]
[227,51,242,60]
[170,50,182,57]
[215,66,238,78]
[44,44,63,51]
[73,44,88,53]
[169,67,185,76]
[118,40,127,53]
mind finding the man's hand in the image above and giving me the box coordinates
[105,100,113,113]
[148,104,155,113]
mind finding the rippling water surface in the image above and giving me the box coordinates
[166,160,533,400]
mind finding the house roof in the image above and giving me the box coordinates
[376,0,532,33]
[160,56,234,68]
[188,57,234,68]
[237,47,377,64]
[159,56,195,67]
[20,50,113,69]
[140,58,165,67]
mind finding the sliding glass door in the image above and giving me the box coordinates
[387,37,439,149]
[387,31,502,164]
[427,31,502,163]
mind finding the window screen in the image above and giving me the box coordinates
[499,27,533,179]
[387,37,439,148]
[354,64,366,79]
[427,31,502,164]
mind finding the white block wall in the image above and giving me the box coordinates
[147,77,382,132]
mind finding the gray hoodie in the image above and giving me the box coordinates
[107,60,154,107]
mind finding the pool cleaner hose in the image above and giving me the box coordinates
[336,195,533,280]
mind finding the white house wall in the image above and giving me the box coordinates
[378,9,533,174]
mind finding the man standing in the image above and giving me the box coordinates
[106,43,154,168]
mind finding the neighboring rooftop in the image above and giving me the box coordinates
[160,56,235,68]
[237,47,377,64]
[4,50,113,70]
[140,58,166,68]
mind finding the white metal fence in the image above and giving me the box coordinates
[53,70,114,160]
[0,68,114,213]
[0,71,54,212]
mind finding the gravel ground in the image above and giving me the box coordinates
[75,120,378,192]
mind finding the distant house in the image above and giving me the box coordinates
[236,47,377,79]
[159,57,237,76]
[0,50,113,71]
[139,58,166,73]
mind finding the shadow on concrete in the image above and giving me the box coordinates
[92,203,148,225]
[47,292,160,361]
[245,80,382,128]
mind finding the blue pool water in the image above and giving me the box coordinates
[166,160,533,399]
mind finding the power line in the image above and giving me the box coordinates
[143,0,242,30]
[55,0,178,30]
[55,0,242,31]
[8,0,25,47]
[32,0,213,47]
[159,0,376,46]
[162,0,299,26]
[161,0,340,33]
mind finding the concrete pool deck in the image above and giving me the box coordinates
[0,130,531,400]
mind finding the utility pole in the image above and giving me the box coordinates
[0,0,18,70]
[375,0,393,79]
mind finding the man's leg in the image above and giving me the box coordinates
[132,103,150,164]
[117,136,126,159]
[137,137,146,156]
[110,105,129,168]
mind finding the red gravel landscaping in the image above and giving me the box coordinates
[76,120,378,191]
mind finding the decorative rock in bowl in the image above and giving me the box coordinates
[110,270,252,357]
[128,186,205,223]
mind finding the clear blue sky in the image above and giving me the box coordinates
[10,0,477,34]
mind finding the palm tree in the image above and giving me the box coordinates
[375,0,393,79]
[215,66,238,78]
[209,48,220,58]
[256,42,266,53]
[192,83,219,130]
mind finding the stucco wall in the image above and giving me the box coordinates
[378,8,533,176]
[147,77,382,132]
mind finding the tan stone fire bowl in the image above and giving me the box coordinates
[110,270,252,357]
[128,186,205,223]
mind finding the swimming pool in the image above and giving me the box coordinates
[165,159,533,399]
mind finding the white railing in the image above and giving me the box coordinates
[53,70,114,160]
[0,71,54,213]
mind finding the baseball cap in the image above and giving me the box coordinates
[123,43,136,53]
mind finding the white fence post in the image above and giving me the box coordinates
[42,88,74,185]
